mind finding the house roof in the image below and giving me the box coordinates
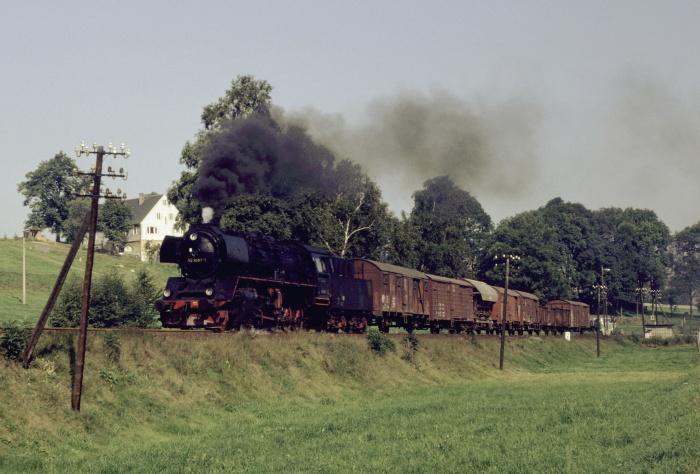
[124,193,162,224]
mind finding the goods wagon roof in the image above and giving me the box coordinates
[511,289,539,301]
[546,299,589,307]
[357,259,428,280]
[427,274,475,286]
[463,279,499,302]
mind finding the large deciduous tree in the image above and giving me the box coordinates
[62,198,91,243]
[592,207,670,309]
[17,152,88,241]
[481,198,602,302]
[668,222,700,317]
[409,176,492,278]
[98,198,133,245]
[293,160,391,259]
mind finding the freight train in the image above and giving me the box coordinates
[155,223,591,334]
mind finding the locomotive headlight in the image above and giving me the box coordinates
[205,287,214,297]
[189,232,198,241]
[163,288,172,298]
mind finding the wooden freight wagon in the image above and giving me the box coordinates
[511,290,540,333]
[352,259,429,332]
[491,287,520,334]
[426,275,476,333]
[544,300,591,334]
[463,279,499,330]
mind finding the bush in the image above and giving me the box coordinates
[401,333,420,361]
[49,268,161,328]
[103,333,121,363]
[1,322,30,361]
[367,328,396,356]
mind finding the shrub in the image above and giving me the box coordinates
[367,328,396,356]
[1,322,30,361]
[401,333,420,361]
[50,269,161,328]
[126,267,161,327]
[103,333,121,363]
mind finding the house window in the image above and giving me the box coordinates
[157,213,162,220]
[147,227,158,234]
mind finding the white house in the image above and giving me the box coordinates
[123,193,185,261]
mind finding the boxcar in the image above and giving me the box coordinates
[490,287,520,334]
[425,275,476,333]
[512,290,540,334]
[544,300,591,334]
[352,259,429,332]
[463,279,499,332]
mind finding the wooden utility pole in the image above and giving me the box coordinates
[71,142,130,411]
[499,254,519,370]
[71,147,104,411]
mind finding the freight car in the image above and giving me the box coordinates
[155,223,592,335]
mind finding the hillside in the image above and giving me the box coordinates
[0,238,178,326]
[0,331,698,472]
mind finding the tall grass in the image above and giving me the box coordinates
[0,332,698,473]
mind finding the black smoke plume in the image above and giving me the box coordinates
[275,88,543,213]
[192,114,336,218]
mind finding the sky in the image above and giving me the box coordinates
[2,1,700,239]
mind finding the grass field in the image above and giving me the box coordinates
[0,331,698,473]
[0,238,177,326]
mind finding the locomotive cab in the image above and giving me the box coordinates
[304,246,333,305]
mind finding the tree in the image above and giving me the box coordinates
[98,198,133,246]
[220,194,293,240]
[381,212,421,269]
[126,267,161,327]
[17,152,88,241]
[480,198,603,303]
[668,222,700,318]
[289,160,390,259]
[409,176,492,278]
[168,75,273,227]
[481,211,561,301]
[62,198,91,243]
[593,207,670,310]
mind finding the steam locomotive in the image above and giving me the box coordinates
[155,223,591,334]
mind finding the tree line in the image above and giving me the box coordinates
[17,75,700,317]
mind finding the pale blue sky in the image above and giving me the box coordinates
[2,1,699,237]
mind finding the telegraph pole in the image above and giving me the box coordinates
[71,141,129,411]
[593,266,609,358]
[498,254,519,370]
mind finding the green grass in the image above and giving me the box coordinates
[0,332,698,473]
[0,238,177,325]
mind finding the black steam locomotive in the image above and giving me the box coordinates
[156,224,373,332]
[156,223,592,335]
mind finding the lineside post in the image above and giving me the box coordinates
[22,211,91,368]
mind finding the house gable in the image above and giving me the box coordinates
[123,193,184,260]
